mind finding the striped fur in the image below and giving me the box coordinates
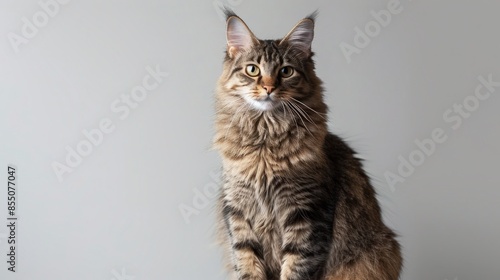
[213,13,402,280]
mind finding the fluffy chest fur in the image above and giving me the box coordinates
[214,105,326,186]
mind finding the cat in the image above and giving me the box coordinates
[213,10,402,280]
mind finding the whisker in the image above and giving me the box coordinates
[284,101,300,142]
[289,96,327,120]
[288,101,317,128]
[286,100,313,137]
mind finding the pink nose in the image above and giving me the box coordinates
[263,85,275,94]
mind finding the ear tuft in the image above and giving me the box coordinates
[222,6,237,21]
[226,16,256,58]
[280,18,315,57]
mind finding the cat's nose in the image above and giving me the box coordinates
[263,85,275,94]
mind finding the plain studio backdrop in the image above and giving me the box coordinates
[0,0,499,279]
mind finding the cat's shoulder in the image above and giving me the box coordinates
[323,132,367,173]
[323,133,357,159]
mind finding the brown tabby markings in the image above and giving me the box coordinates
[214,11,402,280]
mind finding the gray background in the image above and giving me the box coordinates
[1,0,499,279]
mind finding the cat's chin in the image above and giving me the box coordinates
[244,97,278,111]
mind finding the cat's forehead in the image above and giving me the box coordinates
[245,39,287,63]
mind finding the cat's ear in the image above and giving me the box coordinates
[226,16,257,58]
[280,18,315,58]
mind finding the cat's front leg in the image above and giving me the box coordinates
[222,200,266,280]
[277,187,333,280]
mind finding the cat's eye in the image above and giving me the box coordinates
[280,66,294,78]
[245,64,260,77]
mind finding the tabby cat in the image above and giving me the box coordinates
[213,11,402,280]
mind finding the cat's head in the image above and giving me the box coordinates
[218,12,323,112]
